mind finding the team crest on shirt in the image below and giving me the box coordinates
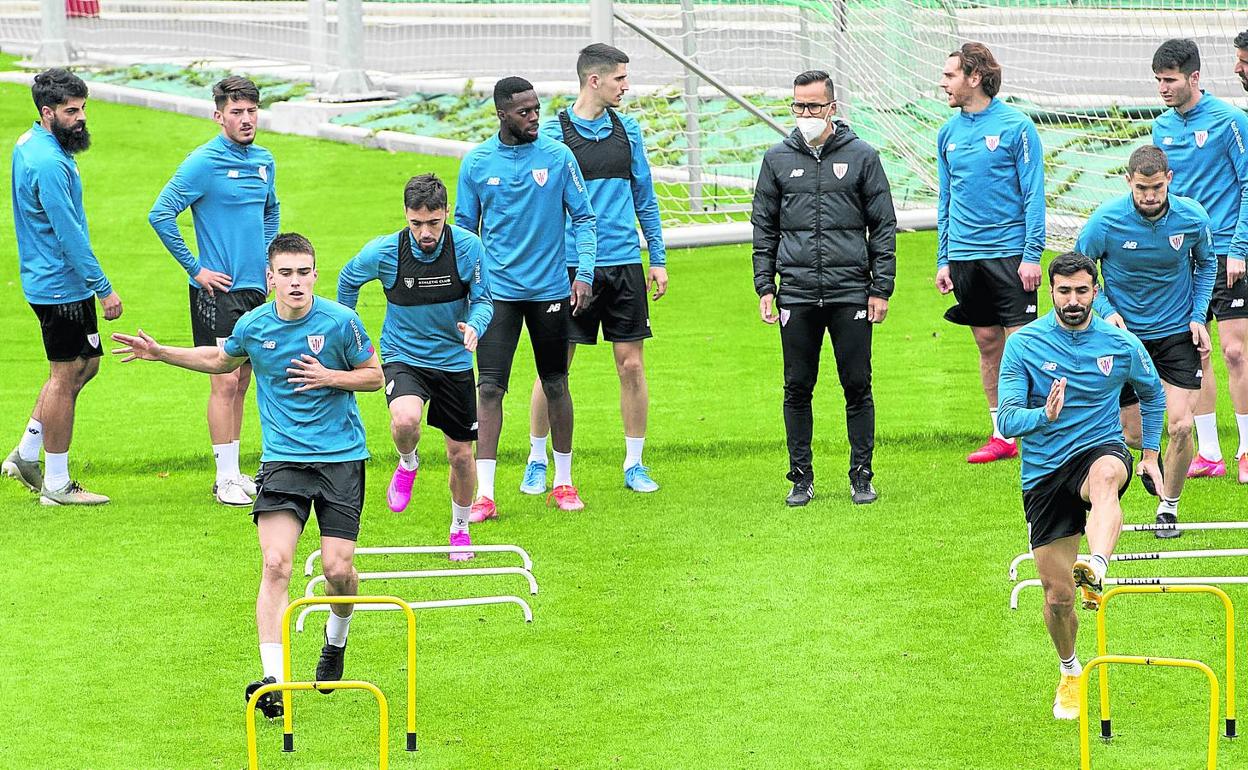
[833,163,848,179]
[532,168,549,186]
[984,135,1000,151]
[1194,130,1209,148]
[258,165,268,182]
[1097,356,1114,376]
[307,335,325,354]
[404,277,415,288]
[1169,234,1185,250]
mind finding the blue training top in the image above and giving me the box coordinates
[1076,193,1216,340]
[11,122,112,304]
[337,225,494,372]
[149,133,280,292]
[223,297,373,463]
[540,108,666,268]
[936,98,1046,268]
[998,312,1165,490]
[1153,92,1248,260]
[454,132,596,301]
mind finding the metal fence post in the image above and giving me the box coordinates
[590,0,614,45]
[679,0,702,213]
[34,0,74,66]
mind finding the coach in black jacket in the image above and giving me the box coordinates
[751,69,897,507]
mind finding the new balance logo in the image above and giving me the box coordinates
[789,169,804,178]
[486,177,501,186]
[1233,298,1246,308]
[1122,241,1138,250]
[262,340,276,349]
[546,303,562,313]
[1026,305,1037,313]
[854,310,867,320]
[1162,136,1174,145]
[1042,361,1058,371]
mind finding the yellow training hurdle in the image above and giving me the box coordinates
[1095,584,1236,739]
[282,595,417,752]
[246,680,389,770]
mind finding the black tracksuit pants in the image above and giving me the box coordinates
[779,302,874,481]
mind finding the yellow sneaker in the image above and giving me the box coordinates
[1053,674,1080,720]
[1072,559,1103,611]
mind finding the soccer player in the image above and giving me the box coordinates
[1151,38,1248,483]
[1076,145,1215,538]
[936,42,1046,464]
[997,252,1164,721]
[455,76,596,519]
[149,76,280,506]
[752,69,897,506]
[337,174,493,559]
[3,69,122,505]
[112,233,382,719]
[524,43,668,495]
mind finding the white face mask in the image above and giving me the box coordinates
[796,116,828,143]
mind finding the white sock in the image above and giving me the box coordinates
[451,502,471,534]
[1158,496,1179,515]
[623,436,645,470]
[44,451,69,490]
[17,418,42,462]
[1236,413,1248,458]
[399,450,418,471]
[528,435,548,464]
[1060,652,1082,677]
[1194,412,1222,461]
[213,441,240,484]
[259,642,285,682]
[990,408,1013,443]
[231,439,244,476]
[476,459,496,500]
[1090,553,1109,583]
[325,610,353,647]
[553,450,573,487]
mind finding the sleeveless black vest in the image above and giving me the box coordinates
[383,228,466,307]
[558,108,632,181]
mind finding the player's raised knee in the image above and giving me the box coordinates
[321,557,355,586]
[1089,455,1128,488]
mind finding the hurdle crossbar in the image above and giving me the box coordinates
[1123,521,1248,534]
[1011,576,1248,609]
[1009,549,1248,581]
[281,595,417,753]
[1096,585,1236,739]
[304,567,538,597]
[295,595,534,632]
[246,680,388,770]
[1079,655,1219,770]
[305,544,534,576]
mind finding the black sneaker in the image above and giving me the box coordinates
[785,475,815,507]
[245,676,284,720]
[314,632,346,693]
[849,466,877,505]
[1155,510,1182,540]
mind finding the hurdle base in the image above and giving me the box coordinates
[1227,718,1237,739]
[1100,719,1112,741]
[283,733,294,752]
[407,732,418,751]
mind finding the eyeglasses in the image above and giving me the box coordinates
[790,101,834,115]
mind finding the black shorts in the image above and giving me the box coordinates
[382,362,478,442]
[1119,330,1202,406]
[1209,255,1248,322]
[1023,442,1133,550]
[566,265,652,345]
[189,286,267,347]
[944,256,1038,328]
[476,298,570,390]
[252,460,365,541]
[30,299,103,362]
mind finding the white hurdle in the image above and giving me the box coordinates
[1009,549,1248,581]
[1122,522,1248,534]
[1010,576,1248,609]
[305,568,539,597]
[295,596,534,632]
[304,544,534,576]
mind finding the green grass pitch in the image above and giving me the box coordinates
[1,77,1246,769]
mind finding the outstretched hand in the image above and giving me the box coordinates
[111,329,161,362]
[1045,377,1066,422]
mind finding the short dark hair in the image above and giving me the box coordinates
[1128,145,1169,177]
[212,76,261,110]
[1235,30,1248,51]
[32,68,88,114]
[404,173,448,212]
[949,42,1002,98]
[267,232,316,265]
[1048,251,1098,283]
[577,43,629,87]
[493,76,535,109]
[793,70,836,102]
[1152,39,1200,75]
